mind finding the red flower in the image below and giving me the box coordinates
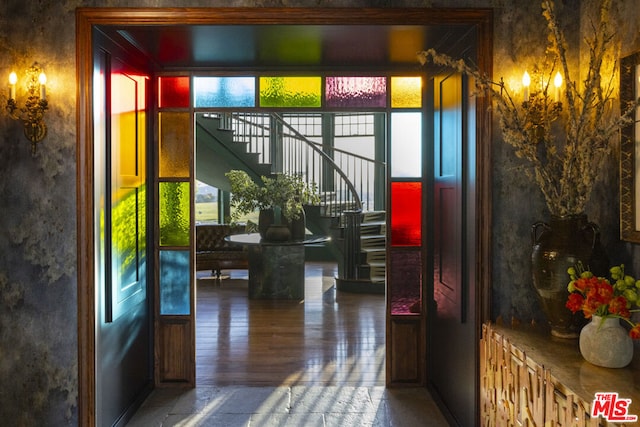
[567,264,640,339]
[566,293,584,313]
[630,324,640,339]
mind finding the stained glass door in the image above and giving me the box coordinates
[92,28,153,424]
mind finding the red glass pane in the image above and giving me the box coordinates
[391,181,422,246]
[158,76,190,108]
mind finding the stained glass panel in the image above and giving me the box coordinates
[391,112,422,177]
[325,77,387,108]
[389,27,425,63]
[194,76,255,108]
[259,76,321,107]
[391,76,422,108]
[159,112,190,178]
[158,76,190,109]
[390,250,422,315]
[159,181,190,247]
[259,27,322,64]
[159,250,190,315]
[391,181,422,246]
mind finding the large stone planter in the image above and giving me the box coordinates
[531,214,608,338]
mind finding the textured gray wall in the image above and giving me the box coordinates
[0,0,638,425]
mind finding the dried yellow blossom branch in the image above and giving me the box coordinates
[419,0,639,216]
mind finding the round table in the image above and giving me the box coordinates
[225,233,330,299]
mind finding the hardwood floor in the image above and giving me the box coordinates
[195,262,386,387]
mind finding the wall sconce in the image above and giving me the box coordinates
[519,68,563,139]
[6,63,48,155]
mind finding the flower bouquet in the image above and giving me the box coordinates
[566,263,640,338]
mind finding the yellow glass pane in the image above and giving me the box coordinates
[389,27,425,63]
[159,112,190,178]
[259,76,321,107]
[391,76,422,108]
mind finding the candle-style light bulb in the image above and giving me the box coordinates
[9,71,17,100]
[38,72,46,100]
[522,71,531,102]
[553,71,563,102]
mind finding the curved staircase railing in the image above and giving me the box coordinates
[230,112,387,216]
[198,112,386,286]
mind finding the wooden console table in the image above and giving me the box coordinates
[225,233,329,300]
[481,322,640,426]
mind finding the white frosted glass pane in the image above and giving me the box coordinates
[391,112,422,177]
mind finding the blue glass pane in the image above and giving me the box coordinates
[159,250,190,315]
[325,77,387,108]
[194,77,255,108]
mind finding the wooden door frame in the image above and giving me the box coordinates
[76,7,493,425]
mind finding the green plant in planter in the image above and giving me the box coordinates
[225,170,320,223]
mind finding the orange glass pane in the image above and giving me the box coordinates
[389,27,425,63]
[158,76,190,108]
[159,112,190,178]
[391,181,422,246]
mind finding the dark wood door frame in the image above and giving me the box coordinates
[76,7,493,426]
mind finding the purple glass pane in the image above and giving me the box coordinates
[390,250,422,315]
[325,76,387,108]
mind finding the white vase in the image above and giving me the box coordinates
[579,315,633,368]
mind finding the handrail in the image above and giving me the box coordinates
[231,113,385,167]
[202,111,381,282]
[271,112,363,214]
[228,112,385,213]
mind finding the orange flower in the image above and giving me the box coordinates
[609,296,631,319]
[630,324,640,339]
[567,263,640,339]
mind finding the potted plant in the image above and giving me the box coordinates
[225,169,320,241]
[566,263,640,367]
[418,0,640,338]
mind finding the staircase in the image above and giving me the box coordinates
[195,112,386,293]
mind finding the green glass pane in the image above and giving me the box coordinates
[113,185,146,291]
[159,181,190,247]
[259,76,321,107]
[159,112,190,178]
[391,76,422,108]
[259,27,322,65]
[159,250,190,315]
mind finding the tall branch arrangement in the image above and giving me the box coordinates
[419,0,638,216]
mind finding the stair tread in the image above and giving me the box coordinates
[360,234,385,239]
[361,221,386,227]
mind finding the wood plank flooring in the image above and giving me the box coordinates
[195,262,386,387]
